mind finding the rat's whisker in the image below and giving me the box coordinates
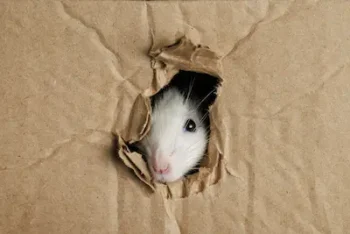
[189,88,216,114]
[184,157,201,164]
[198,112,210,125]
[187,137,207,148]
[185,137,210,153]
[186,140,210,154]
[184,77,195,106]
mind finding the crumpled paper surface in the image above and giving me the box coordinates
[1,1,350,233]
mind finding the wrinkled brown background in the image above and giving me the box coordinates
[1,1,350,233]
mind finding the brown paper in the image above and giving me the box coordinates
[1,1,350,233]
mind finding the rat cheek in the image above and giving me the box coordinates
[169,162,182,178]
[168,172,184,183]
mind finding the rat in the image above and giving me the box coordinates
[136,71,218,183]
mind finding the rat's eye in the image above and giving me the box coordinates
[184,119,196,132]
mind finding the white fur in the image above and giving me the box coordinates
[139,87,207,183]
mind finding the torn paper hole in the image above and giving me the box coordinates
[117,37,224,198]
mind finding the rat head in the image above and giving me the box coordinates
[139,87,208,183]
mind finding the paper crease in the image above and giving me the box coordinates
[223,1,270,59]
[271,61,350,117]
[58,2,123,82]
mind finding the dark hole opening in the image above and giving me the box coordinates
[129,70,220,181]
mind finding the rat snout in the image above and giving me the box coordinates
[152,157,170,174]
[153,163,169,174]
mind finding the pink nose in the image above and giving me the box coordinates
[153,163,169,174]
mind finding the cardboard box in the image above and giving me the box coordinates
[1,1,350,233]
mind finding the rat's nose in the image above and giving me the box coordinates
[153,163,169,174]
